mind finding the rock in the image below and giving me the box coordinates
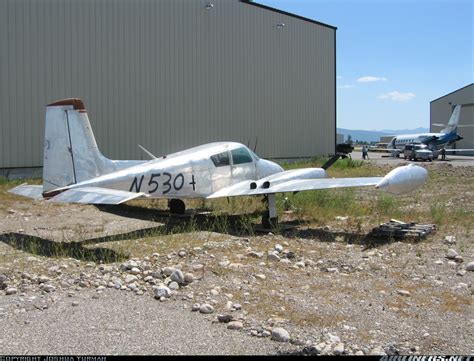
[191,303,200,312]
[150,271,163,279]
[162,267,175,277]
[232,303,242,310]
[326,333,341,343]
[271,327,290,342]
[122,260,138,270]
[295,261,305,268]
[397,289,411,297]
[72,301,79,307]
[5,287,17,295]
[154,285,171,299]
[218,314,234,323]
[199,304,214,314]
[130,267,141,275]
[168,281,179,290]
[434,260,444,265]
[466,262,474,271]
[333,342,345,355]
[37,275,51,284]
[446,249,458,260]
[247,251,264,258]
[444,235,456,245]
[255,274,266,280]
[454,255,464,263]
[170,269,185,285]
[262,330,271,338]
[326,267,339,273]
[40,284,56,293]
[125,275,138,284]
[267,252,281,262]
[178,250,187,258]
[227,321,243,330]
[183,273,194,284]
[275,244,283,253]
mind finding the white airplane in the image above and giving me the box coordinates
[10,98,428,227]
[388,105,473,155]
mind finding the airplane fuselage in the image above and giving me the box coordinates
[389,131,461,151]
[57,142,284,199]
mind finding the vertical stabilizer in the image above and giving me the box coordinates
[43,99,117,192]
[441,105,461,134]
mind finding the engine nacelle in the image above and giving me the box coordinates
[375,164,427,195]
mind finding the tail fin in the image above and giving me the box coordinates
[441,105,461,134]
[43,98,117,192]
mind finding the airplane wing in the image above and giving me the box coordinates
[207,164,427,199]
[443,149,474,153]
[8,184,44,200]
[48,187,147,204]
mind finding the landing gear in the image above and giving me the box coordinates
[261,194,278,229]
[168,199,185,214]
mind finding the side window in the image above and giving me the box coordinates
[211,151,230,167]
[231,147,253,165]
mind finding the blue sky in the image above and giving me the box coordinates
[257,0,473,131]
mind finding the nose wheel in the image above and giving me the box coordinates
[168,198,186,214]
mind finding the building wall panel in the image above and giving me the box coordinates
[0,0,336,169]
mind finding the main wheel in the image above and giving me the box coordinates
[169,199,185,214]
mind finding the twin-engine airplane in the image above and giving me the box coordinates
[10,99,428,226]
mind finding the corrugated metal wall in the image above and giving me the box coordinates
[430,84,474,156]
[0,0,336,169]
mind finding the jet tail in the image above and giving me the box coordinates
[43,99,142,193]
[440,105,461,134]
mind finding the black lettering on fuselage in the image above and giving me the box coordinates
[129,175,145,193]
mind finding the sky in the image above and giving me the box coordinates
[257,0,473,131]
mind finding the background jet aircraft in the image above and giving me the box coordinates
[10,98,428,226]
[388,105,473,154]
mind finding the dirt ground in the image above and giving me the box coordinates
[0,163,472,355]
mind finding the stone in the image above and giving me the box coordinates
[295,261,305,268]
[397,289,411,297]
[154,285,171,299]
[125,275,138,284]
[444,235,456,245]
[446,249,458,260]
[72,301,79,307]
[466,262,474,271]
[227,321,243,330]
[178,250,187,258]
[162,267,175,277]
[275,244,283,253]
[183,273,194,284]
[199,304,214,314]
[191,303,200,312]
[271,327,290,342]
[130,267,141,275]
[170,269,185,284]
[232,303,242,310]
[37,275,51,284]
[255,274,266,280]
[5,287,17,295]
[326,333,341,343]
[247,251,264,258]
[218,314,234,323]
[326,267,339,273]
[333,342,345,355]
[267,252,281,262]
[41,284,56,293]
[168,281,179,290]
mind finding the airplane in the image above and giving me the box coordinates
[10,98,428,227]
[387,105,473,156]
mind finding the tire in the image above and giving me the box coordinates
[169,199,185,214]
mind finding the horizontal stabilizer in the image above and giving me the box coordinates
[8,184,44,200]
[48,187,146,204]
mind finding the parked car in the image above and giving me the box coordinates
[404,144,433,162]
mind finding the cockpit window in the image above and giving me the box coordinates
[211,151,230,167]
[231,147,253,165]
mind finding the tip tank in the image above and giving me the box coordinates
[375,164,428,195]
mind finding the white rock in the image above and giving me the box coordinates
[154,285,171,299]
[465,262,474,271]
[178,250,187,258]
[333,342,345,355]
[444,235,456,245]
[199,303,214,314]
[397,289,411,297]
[446,249,458,259]
[271,327,290,342]
[72,301,79,307]
[434,260,444,265]
[191,303,200,311]
[227,321,243,330]
[255,274,266,280]
[232,303,242,310]
[168,281,179,290]
[5,287,17,295]
[184,273,194,284]
[162,267,175,277]
[41,284,56,293]
[37,275,51,284]
[326,333,341,343]
[130,267,141,275]
[125,275,138,284]
[295,261,305,268]
[275,244,283,253]
[326,267,339,273]
[267,252,281,262]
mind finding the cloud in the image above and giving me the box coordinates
[338,84,355,89]
[357,76,387,83]
[378,91,416,102]
[337,75,343,79]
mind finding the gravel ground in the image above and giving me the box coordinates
[0,288,297,355]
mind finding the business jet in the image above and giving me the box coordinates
[388,105,472,155]
[10,99,428,227]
